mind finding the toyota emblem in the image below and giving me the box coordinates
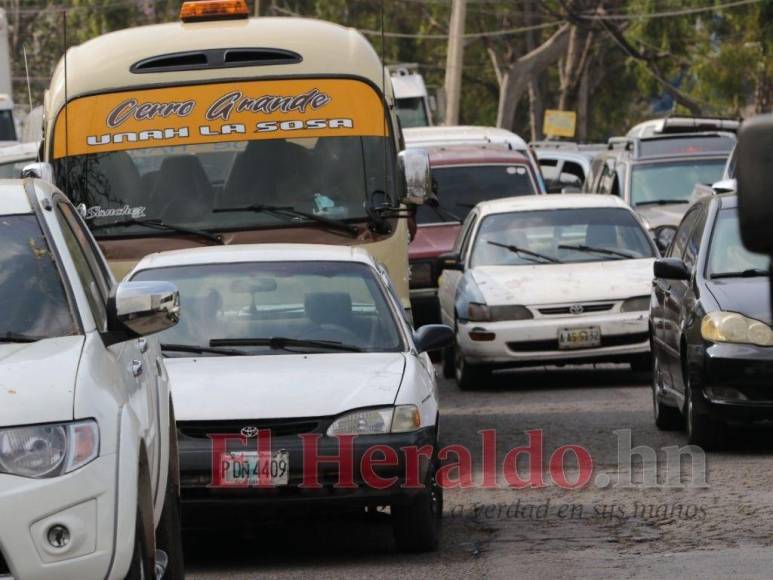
[240,426,259,438]
[569,304,584,315]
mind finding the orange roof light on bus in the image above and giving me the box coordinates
[179,0,249,22]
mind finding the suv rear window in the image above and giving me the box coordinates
[0,214,77,340]
[638,135,735,158]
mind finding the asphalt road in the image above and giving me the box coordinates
[185,364,773,579]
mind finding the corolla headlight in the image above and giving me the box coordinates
[621,296,651,312]
[0,420,99,478]
[488,305,533,321]
[701,312,773,347]
[327,405,421,436]
[468,302,491,322]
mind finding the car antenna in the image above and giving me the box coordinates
[22,46,39,162]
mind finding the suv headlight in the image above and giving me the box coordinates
[701,312,773,347]
[621,296,651,312]
[0,420,99,478]
[327,405,421,436]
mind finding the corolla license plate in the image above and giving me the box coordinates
[222,451,289,486]
[558,326,601,350]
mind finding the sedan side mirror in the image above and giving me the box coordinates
[654,258,690,281]
[413,324,454,353]
[399,148,432,205]
[437,252,464,272]
[104,281,180,346]
[21,161,54,183]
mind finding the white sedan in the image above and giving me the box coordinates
[438,195,658,389]
[127,244,453,553]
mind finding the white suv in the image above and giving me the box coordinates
[0,179,184,579]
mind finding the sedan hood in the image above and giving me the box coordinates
[471,259,655,306]
[166,353,406,421]
[707,278,772,324]
[635,203,689,230]
[0,336,84,427]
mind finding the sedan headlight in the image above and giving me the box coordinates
[621,296,651,312]
[467,302,490,322]
[327,405,421,436]
[0,420,99,478]
[489,305,533,321]
[701,312,773,347]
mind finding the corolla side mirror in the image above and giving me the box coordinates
[21,161,54,183]
[105,281,180,345]
[653,258,690,281]
[399,148,432,205]
[737,114,773,255]
[413,324,454,353]
[437,252,464,272]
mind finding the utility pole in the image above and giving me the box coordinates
[254,0,260,17]
[443,0,466,126]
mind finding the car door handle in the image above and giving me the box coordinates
[130,360,143,377]
[137,338,148,353]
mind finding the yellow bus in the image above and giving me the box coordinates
[38,0,430,312]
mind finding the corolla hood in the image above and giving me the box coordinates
[0,336,84,427]
[166,353,406,421]
[471,259,656,306]
[635,203,689,230]
[707,278,772,324]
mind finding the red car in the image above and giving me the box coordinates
[409,145,545,325]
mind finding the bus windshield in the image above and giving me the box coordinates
[50,78,395,236]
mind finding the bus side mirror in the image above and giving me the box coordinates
[21,162,54,183]
[399,148,432,206]
[737,114,773,254]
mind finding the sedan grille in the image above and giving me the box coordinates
[178,418,323,439]
[507,332,649,352]
[537,303,615,316]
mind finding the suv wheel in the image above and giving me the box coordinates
[392,463,442,552]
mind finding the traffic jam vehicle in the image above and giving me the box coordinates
[651,194,773,449]
[410,145,543,326]
[585,127,735,251]
[437,195,658,389]
[34,0,431,317]
[127,244,453,552]
[0,179,183,579]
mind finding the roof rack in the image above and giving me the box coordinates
[607,136,636,153]
[660,115,741,134]
[530,140,606,151]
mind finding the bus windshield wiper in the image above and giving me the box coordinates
[486,240,561,263]
[558,243,635,259]
[711,268,770,279]
[210,337,363,353]
[90,218,224,245]
[213,204,359,238]
[0,332,41,343]
[161,343,248,356]
[635,199,689,207]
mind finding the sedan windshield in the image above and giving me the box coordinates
[470,207,654,267]
[131,261,403,356]
[708,208,770,277]
[416,164,536,224]
[630,158,726,206]
[55,136,393,236]
[0,215,77,339]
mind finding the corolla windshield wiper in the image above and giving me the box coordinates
[209,337,363,353]
[635,199,689,207]
[711,268,770,279]
[213,204,359,237]
[90,218,224,245]
[0,332,41,343]
[558,243,635,260]
[486,240,561,263]
[161,343,248,356]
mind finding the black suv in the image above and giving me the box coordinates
[585,131,735,251]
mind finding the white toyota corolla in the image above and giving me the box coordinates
[127,244,453,553]
[437,195,658,389]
